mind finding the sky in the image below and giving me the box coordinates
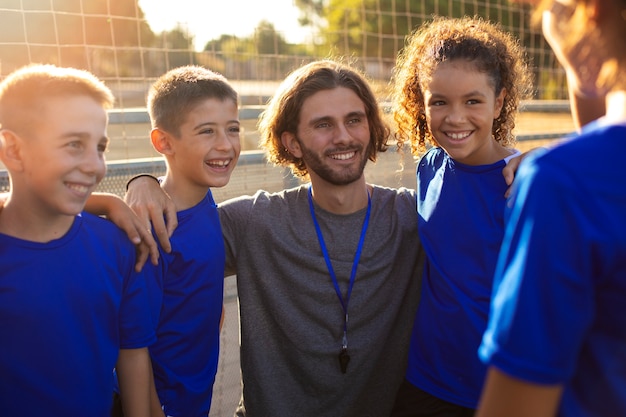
[138,0,311,51]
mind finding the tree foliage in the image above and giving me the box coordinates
[317,0,536,59]
[293,0,559,97]
[0,0,562,97]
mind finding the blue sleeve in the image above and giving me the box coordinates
[479,153,594,384]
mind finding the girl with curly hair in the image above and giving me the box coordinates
[390,16,533,417]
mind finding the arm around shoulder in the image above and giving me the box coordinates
[85,192,160,271]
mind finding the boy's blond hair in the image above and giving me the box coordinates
[0,64,114,134]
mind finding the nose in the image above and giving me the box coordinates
[80,146,106,180]
[215,128,239,151]
[445,104,466,124]
[334,123,352,145]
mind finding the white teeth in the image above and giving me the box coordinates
[448,132,471,140]
[207,160,230,167]
[67,184,89,193]
[331,152,355,160]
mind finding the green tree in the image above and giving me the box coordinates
[321,0,535,59]
[293,0,563,98]
[294,0,325,27]
[254,20,289,55]
[152,24,197,73]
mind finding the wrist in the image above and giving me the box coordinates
[126,174,159,191]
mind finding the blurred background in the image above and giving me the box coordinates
[0,1,576,415]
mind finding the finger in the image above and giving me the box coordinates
[129,204,151,230]
[117,216,142,246]
[502,165,516,187]
[136,224,160,266]
[504,185,513,199]
[134,243,150,272]
[164,204,178,238]
[502,155,521,186]
[149,205,172,253]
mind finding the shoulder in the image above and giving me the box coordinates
[66,213,137,274]
[77,212,134,248]
[518,122,626,199]
[370,184,416,208]
[79,211,123,232]
[531,121,625,168]
[416,147,449,176]
[418,147,446,165]
[219,185,306,212]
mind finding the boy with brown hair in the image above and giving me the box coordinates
[112,65,240,417]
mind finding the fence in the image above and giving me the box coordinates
[0,100,574,197]
[1,0,569,104]
[0,1,576,416]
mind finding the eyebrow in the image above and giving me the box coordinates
[429,90,488,99]
[61,131,109,142]
[193,120,240,130]
[308,110,367,126]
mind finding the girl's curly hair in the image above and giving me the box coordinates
[392,16,534,157]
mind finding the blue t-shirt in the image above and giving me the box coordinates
[407,147,513,408]
[0,212,155,416]
[480,121,626,417]
[148,190,225,417]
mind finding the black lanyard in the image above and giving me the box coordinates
[307,186,371,373]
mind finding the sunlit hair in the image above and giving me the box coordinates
[258,59,390,179]
[392,16,533,157]
[533,0,626,92]
[0,64,114,132]
[148,65,238,137]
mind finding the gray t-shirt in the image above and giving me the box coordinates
[219,184,424,417]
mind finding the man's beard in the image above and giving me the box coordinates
[298,139,370,186]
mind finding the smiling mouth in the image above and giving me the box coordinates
[206,159,232,168]
[65,182,92,194]
[446,131,472,140]
[329,151,356,160]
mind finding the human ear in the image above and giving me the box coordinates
[150,128,174,156]
[586,0,602,21]
[494,88,507,119]
[281,131,303,158]
[0,130,25,172]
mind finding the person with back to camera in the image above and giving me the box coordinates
[389,16,534,417]
[476,0,626,416]
[0,64,155,416]
[110,65,241,417]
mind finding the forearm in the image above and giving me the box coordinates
[476,367,563,417]
[116,348,153,417]
[148,365,165,417]
[84,192,125,217]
